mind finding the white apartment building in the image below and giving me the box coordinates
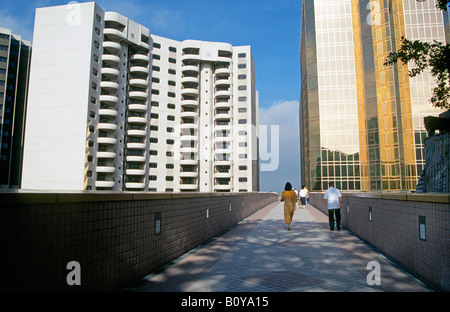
[21,2,259,192]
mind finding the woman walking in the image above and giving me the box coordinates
[281,182,297,230]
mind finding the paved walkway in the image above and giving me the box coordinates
[126,201,431,292]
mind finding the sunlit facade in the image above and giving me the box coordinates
[300,0,448,191]
[21,2,259,192]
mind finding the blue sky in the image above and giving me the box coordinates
[1,0,302,193]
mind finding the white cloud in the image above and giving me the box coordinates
[258,100,301,192]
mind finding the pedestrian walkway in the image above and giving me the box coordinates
[126,201,431,292]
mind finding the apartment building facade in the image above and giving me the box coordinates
[0,27,31,189]
[300,0,448,192]
[21,2,259,192]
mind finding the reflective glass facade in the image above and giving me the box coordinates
[300,0,448,191]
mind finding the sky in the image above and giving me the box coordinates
[1,0,303,193]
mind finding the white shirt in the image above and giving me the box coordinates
[323,187,342,209]
[299,189,307,197]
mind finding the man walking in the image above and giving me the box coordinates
[323,181,342,231]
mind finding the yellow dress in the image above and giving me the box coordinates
[281,190,297,224]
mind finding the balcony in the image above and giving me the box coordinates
[179,184,198,191]
[181,65,199,73]
[97,137,117,145]
[180,159,198,166]
[129,90,148,100]
[181,76,199,84]
[215,67,231,75]
[100,95,118,105]
[181,99,199,107]
[179,171,199,178]
[181,53,201,62]
[180,111,198,119]
[128,104,147,112]
[181,88,199,96]
[126,155,146,162]
[127,129,147,137]
[125,182,145,189]
[215,112,232,120]
[215,78,232,87]
[98,123,118,132]
[103,28,126,41]
[99,108,118,118]
[126,142,146,150]
[96,166,116,174]
[95,180,116,188]
[126,169,146,176]
[102,54,120,66]
[97,151,116,159]
[130,53,149,63]
[214,184,232,191]
[215,89,232,98]
[101,67,120,79]
[128,116,147,124]
[129,78,148,88]
[103,41,121,53]
[180,135,198,142]
[130,65,149,75]
[100,81,119,92]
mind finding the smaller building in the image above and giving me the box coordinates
[0,27,31,189]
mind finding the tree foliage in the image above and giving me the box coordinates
[385,0,450,110]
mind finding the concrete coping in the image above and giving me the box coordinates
[0,190,279,205]
[311,191,450,204]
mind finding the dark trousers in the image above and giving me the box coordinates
[328,209,341,230]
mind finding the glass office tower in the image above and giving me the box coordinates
[300,0,448,191]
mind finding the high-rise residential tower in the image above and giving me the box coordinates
[21,2,259,192]
[300,0,448,191]
[0,27,31,189]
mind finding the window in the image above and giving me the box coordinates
[169,46,177,52]
[149,137,158,143]
[149,163,157,168]
[151,101,159,107]
[168,80,176,86]
[151,113,159,119]
[238,85,247,90]
[152,54,161,60]
[238,119,247,124]
[238,74,246,79]
[152,77,160,83]
[239,154,247,159]
[166,176,174,181]
[167,103,176,109]
[153,42,161,49]
[239,165,247,170]
[149,150,158,155]
[166,164,174,169]
[152,65,160,71]
[238,63,246,69]
[149,175,157,181]
[238,53,246,58]
[168,69,176,75]
[151,89,159,95]
[238,97,247,102]
[166,139,174,145]
[168,57,176,64]
[238,108,247,113]
[239,177,248,182]
[168,92,176,98]
[167,115,175,121]
[150,125,158,131]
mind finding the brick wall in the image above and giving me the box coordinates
[0,192,278,291]
[308,192,450,291]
